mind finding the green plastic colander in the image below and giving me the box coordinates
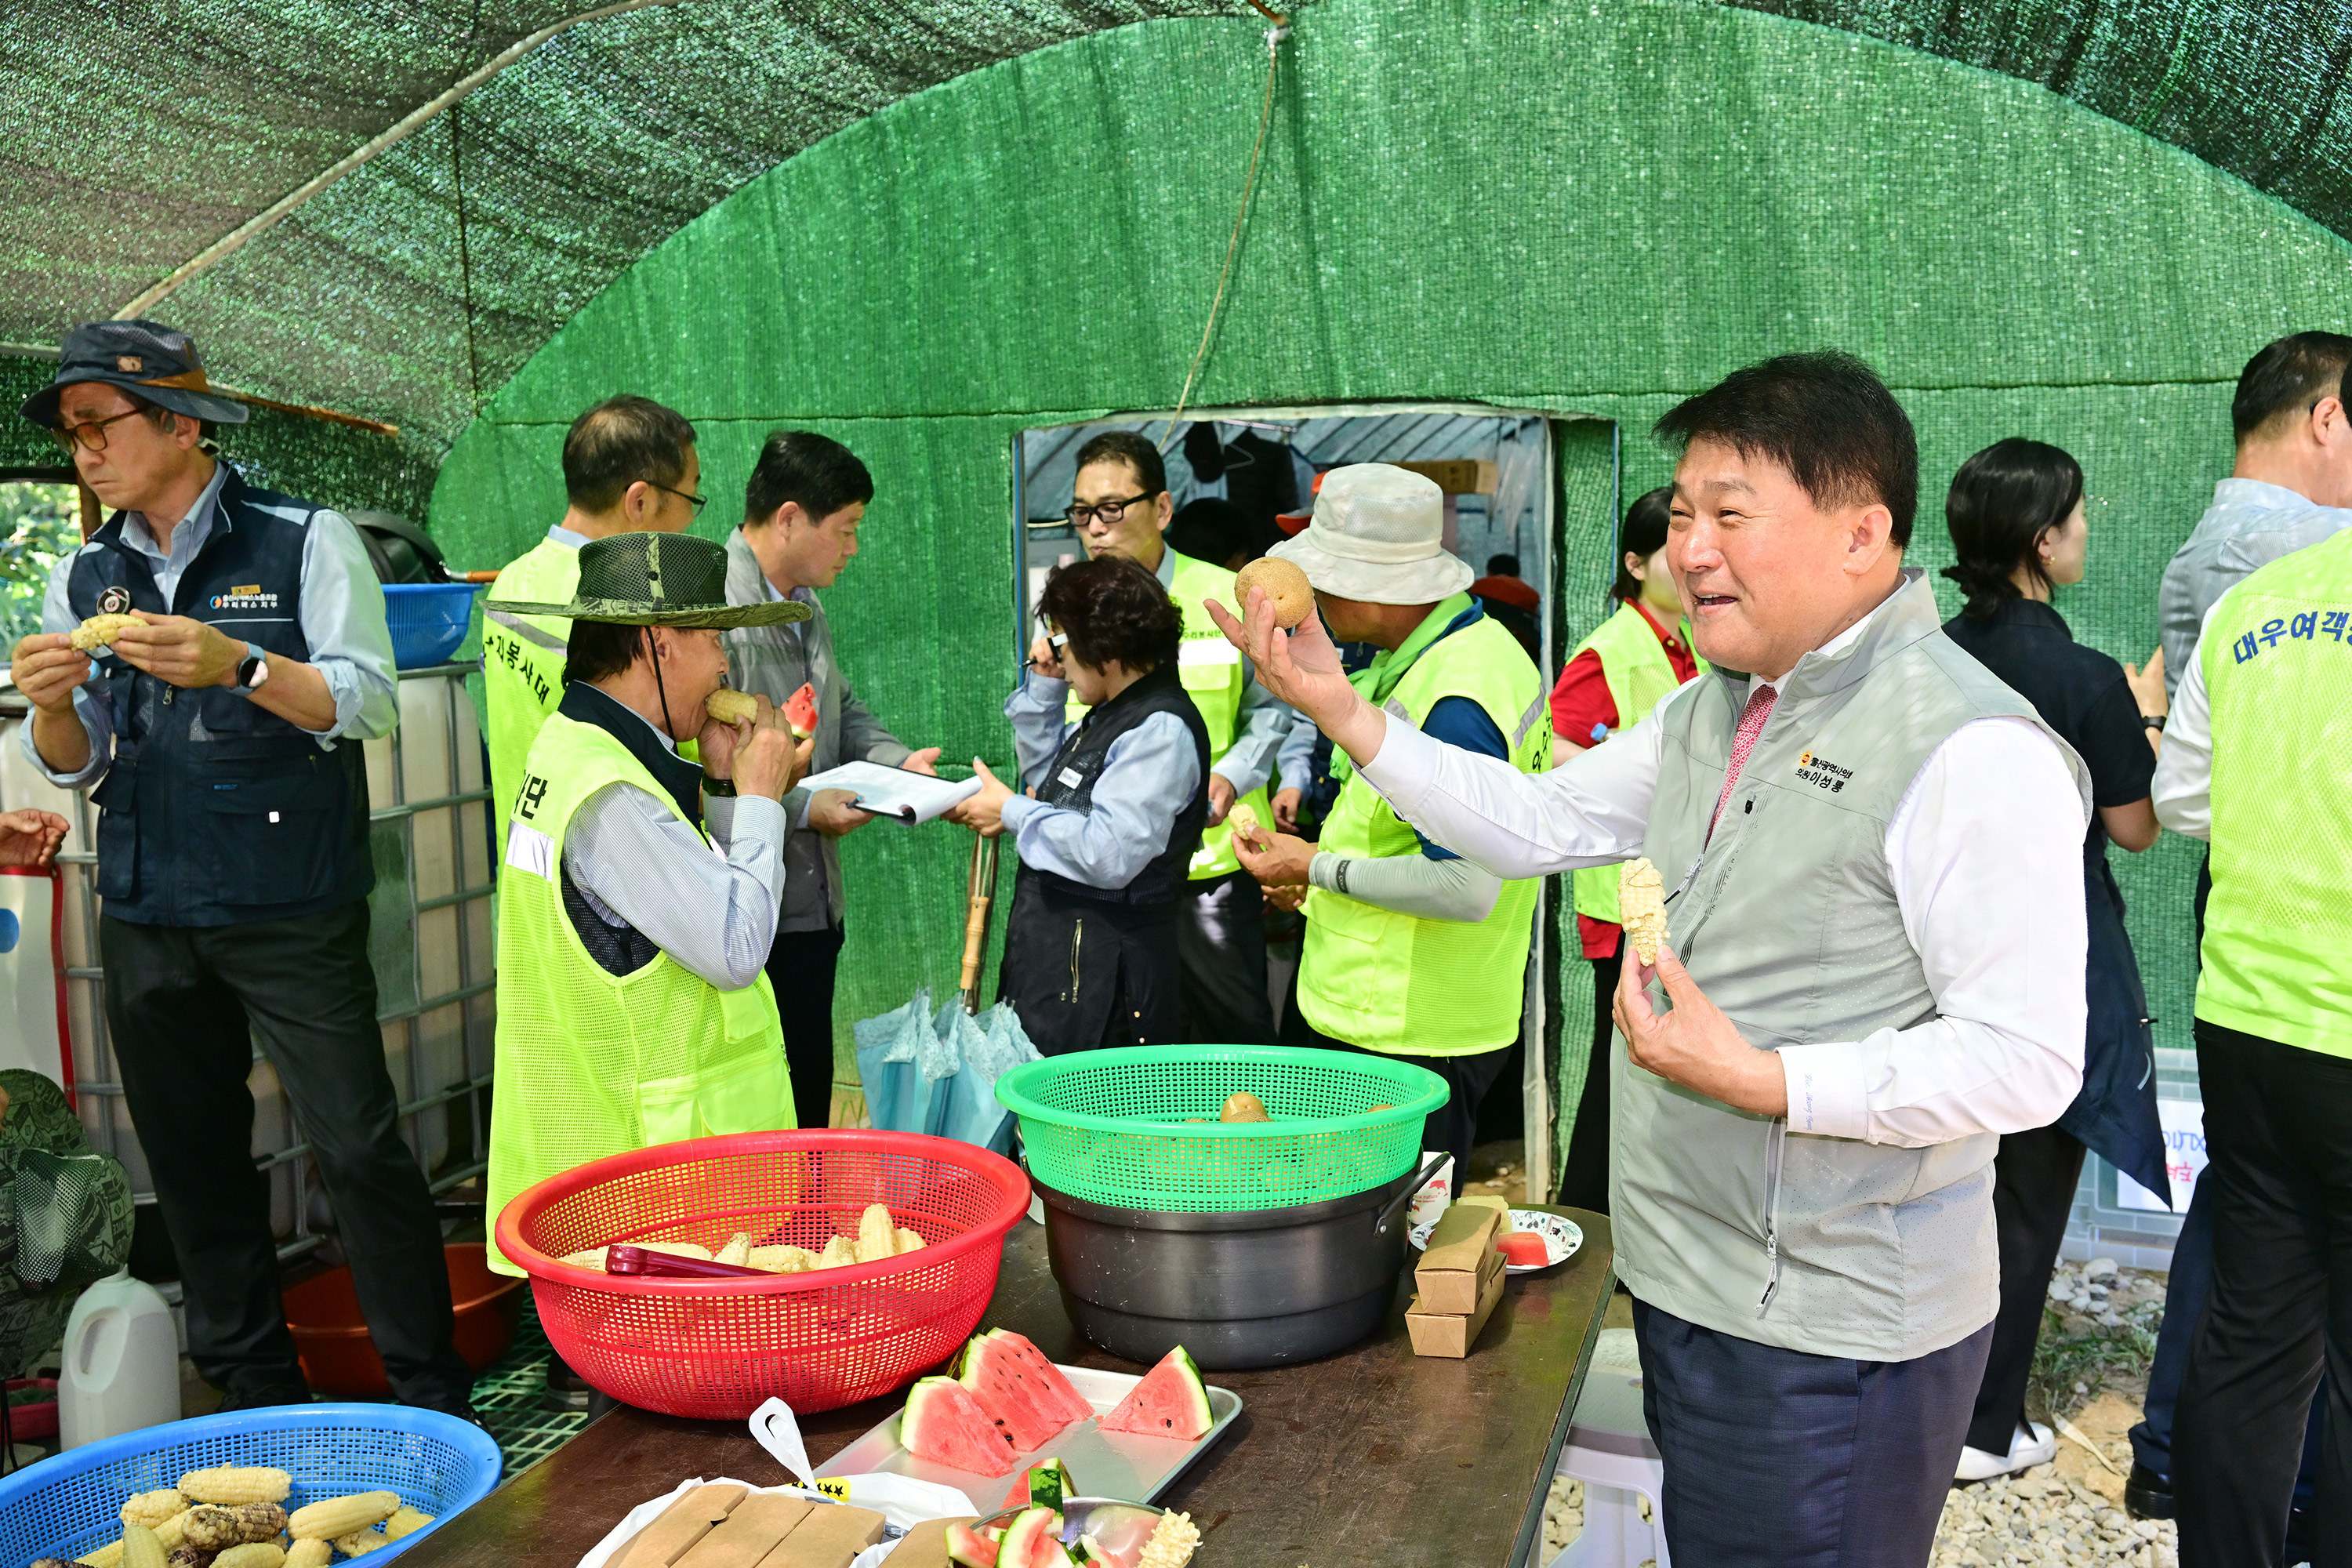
[993,1046,1449,1212]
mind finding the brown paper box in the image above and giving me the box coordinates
[1396,459,1500,495]
[866,1517,977,1568]
[1406,1253,1508,1359]
[614,1485,751,1568]
[673,1494,815,1568]
[1415,1201,1503,1314]
[762,1502,889,1568]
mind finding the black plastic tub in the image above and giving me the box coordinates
[1032,1165,1425,1370]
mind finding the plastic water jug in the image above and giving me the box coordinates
[59,1269,180,1448]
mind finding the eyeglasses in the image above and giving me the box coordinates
[1065,493,1152,529]
[647,480,707,514]
[50,408,150,453]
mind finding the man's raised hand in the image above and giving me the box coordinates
[1612,944,1787,1117]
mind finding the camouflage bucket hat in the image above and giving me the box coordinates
[486,532,809,630]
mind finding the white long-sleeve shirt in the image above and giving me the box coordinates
[1354,621,2089,1149]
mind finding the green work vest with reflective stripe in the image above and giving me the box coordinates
[484,537,578,857]
[485,710,792,1276]
[1565,601,1705,925]
[1300,612,1551,1056]
[2194,528,2352,1059]
[1063,547,1269,879]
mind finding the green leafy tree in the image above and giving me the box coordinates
[0,484,79,649]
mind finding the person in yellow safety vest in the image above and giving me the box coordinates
[482,396,703,859]
[1215,464,1549,1192]
[480,532,810,1401]
[1019,428,1298,1044]
[2154,523,2352,1567]
[1545,485,1705,1213]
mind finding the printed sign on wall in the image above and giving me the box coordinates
[2117,1097,2207,1212]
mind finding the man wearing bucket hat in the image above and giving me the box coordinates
[1221,463,1550,1188]
[482,532,811,1280]
[8,320,475,1416]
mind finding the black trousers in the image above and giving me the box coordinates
[1965,1123,2086,1453]
[2176,1020,2352,1568]
[103,902,466,1403]
[1178,870,1276,1045]
[1282,1001,1509,1195]
[764,925,846,1131]
[1635,1297,1993,1566]
[1556,947,1621,1214]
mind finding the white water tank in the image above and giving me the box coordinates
[58,1268,180,1447]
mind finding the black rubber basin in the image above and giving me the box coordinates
[1033,1167,1419,1370]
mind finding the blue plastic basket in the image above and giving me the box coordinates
[0,1405,503,1566]
[383,583,481,670]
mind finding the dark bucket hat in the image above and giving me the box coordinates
[487,532,810,630]
[20,319,252,430]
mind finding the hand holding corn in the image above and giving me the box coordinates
[1618,856,1668,966]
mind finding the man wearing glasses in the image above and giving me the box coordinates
[483,394,703,857]
[1011,428,1294,1045]
[9,319,473,1417]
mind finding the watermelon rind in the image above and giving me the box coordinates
[945,1522,1000,1568]
[998,1506,1057,1568]
[1095,1345,1214,1440]
[902,1376,1022,1475]
[1000,1457,1076,1510]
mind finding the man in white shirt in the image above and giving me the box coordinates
[1210,352,2090,1567]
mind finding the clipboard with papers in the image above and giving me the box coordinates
[795,760,983,825]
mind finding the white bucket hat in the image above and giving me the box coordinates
[1269,463,1474,605]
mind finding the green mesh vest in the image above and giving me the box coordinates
[1564,600,1705,925]
[485,710,792,1276]
[1300,612,1551,1056]
[2195,528,2352,1058]
[1063,548,1269,880]
[483,537,579,856]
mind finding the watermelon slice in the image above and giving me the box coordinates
[1498,1231,1550,1267]
[901,1376,1021,1475]
[1000,1457,1076,1510]
[997,1507,1062,1568]
[1095,1346,1213,1441]
[958,1329,1092,1450]
[782,681,818,739]
[945,1522,1000,1567]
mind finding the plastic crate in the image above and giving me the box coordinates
[382,583,479,670]
[995,1045,1448,1212]
[496,1130,1029,1419]
[0,1404,502,1566]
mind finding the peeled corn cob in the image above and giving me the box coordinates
[1135,1510,1200,1568]
[123,1492,188,1530]
[815,1235,857,1269]
[68,613,143,653]
[212,1546,285,1568]
[714,1232,753,1267]
[122,1525,166,1568]
[379,1509,434,1543]
[705,688,758,725]
[287,1494,398,1543]
[1617,856,1669,966]
[894,1228,926,1254]
[281,1540,331,1568]
[329,1532,386,1559]
[748,1243,812,1272]
[854,1203,895,1263]
[179,1470,291,1508]
[78,1537,125,1566]
[164,1547,213,1568]
[182,1505,285,1552]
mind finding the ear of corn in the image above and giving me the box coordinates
[121,1525,166,1568]
[281,1541,331,1568]
[212,1545,285,1568]
[179,1469,292,1507]
[287,1494,400,1542]
[854,1204,895,1263]
[181,1510,246,1552]
[164,1546,212,1568]
[714,1232,753,1267]
[704,688,757,725]
[153,1512,193,1553]
[815,1235,858,1270]
[747,1244,811,1272]
[123,1492,187,1530]
[68,613,144,652]
[329,1532,385,1559]
[893,1227,926,1254]
[1617,857,1668,966]
[74,1543,124,1568]
[379,1509,434,1543]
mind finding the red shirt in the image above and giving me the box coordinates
[1552,600,1698,958]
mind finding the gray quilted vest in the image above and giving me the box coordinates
[1612,572,2089,1361]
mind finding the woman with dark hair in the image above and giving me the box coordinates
[954,556,1211,1054]
[1940,437,2172,1482]
[1546,485,1706,1213]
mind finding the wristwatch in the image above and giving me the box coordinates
[702,774,738,797]
[2143,714,2166,732]
[234,643,269,692]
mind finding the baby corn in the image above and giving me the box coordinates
[178,1469,291,1508]
[287,1494,399,1542]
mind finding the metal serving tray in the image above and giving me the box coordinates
[818,1364,1241,1508]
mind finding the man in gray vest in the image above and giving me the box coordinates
[1210,352,2092,1566]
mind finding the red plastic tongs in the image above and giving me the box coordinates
[604,1245,771,1279]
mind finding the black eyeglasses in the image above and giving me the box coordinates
[1065,493,1152,529]
[647,480,707,514]
[50,408,149,453]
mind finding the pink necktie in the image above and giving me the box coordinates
[1708,684,1777,843]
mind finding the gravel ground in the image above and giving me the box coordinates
[1933,1468,2176,1566]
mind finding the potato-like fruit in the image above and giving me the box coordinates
[1219,1091,1271,1123]
[1234,557,1314,628]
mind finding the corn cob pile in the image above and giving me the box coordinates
[59,1467,434,1568]
[559,1203,927,1274]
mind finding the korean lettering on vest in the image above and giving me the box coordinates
[485,619,557,709]
[2230,607,2352,660]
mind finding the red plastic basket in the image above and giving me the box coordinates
[495,1130,1029,1418]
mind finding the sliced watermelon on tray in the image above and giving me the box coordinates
[902,1375,1021,1475]
[1000,1457,1076,1510]
[1096,1345,1213,1441]
[945,1522,1000,1567]
[957,1328,1092,1450]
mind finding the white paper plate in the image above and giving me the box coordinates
[1409,1207,1584,1273]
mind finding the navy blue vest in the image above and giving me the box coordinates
[1029,663,1210,907]
[68,470,372,927]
